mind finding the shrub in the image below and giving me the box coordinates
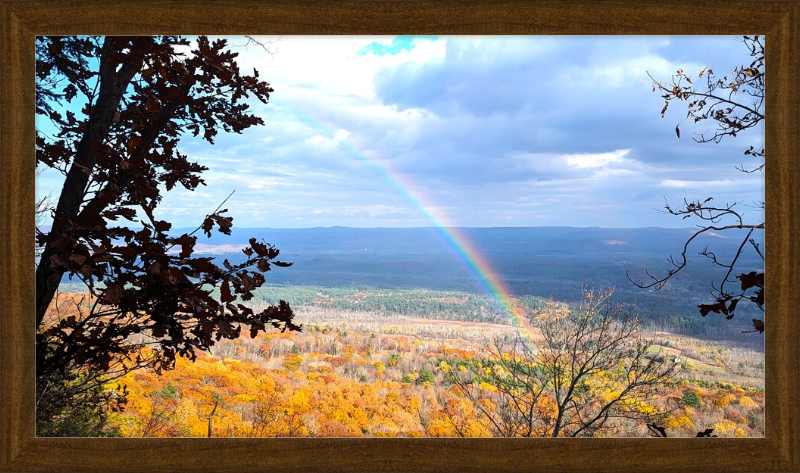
[283,353,305,372]
[725,409,745,423]
[713,419,737,436]
[682,391,702,409]
[417,368,434,385]
[746,410,762,429]
[712,396,730,408]
[158,381,179,399]
[734,428,747,437]
[36,371,124,437]
[402,373,417,384]
[663,414,694,429]
[387,353,401,367]
[738,396,757,409]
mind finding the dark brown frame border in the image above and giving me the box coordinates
[2,1,798,472]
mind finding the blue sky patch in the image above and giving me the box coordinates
[358,36,438,56]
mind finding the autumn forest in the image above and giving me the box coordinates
[43,285,764,438]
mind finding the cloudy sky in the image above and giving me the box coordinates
[37,35,765,229]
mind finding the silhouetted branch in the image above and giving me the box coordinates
[634,37,765,327]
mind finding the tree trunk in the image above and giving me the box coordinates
[35,37,139,327]
[207,400,219,438]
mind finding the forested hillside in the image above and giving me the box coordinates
[99,286,764,438]
[41,288,764,438]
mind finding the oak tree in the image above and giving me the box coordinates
[35,36,300,433]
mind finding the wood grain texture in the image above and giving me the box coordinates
[1,1,798,472]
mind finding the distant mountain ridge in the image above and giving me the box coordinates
[170,226,756,260]
[169,226,762,301]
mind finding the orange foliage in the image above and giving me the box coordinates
[109,323,764,438]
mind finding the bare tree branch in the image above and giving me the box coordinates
[634,36,765,329]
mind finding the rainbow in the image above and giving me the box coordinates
[276,101,529,332]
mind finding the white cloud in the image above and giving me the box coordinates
[565,149,630,169]
[235,35,446,102]
[660,179,736,189]
[333,129,350,142]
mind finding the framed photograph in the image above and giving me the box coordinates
[2,1,798,472]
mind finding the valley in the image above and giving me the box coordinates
[52,226,764,438]
[109,285,765,438]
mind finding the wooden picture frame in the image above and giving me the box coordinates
[2,1,797,472]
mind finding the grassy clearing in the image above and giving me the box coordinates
[646,344,726,375]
